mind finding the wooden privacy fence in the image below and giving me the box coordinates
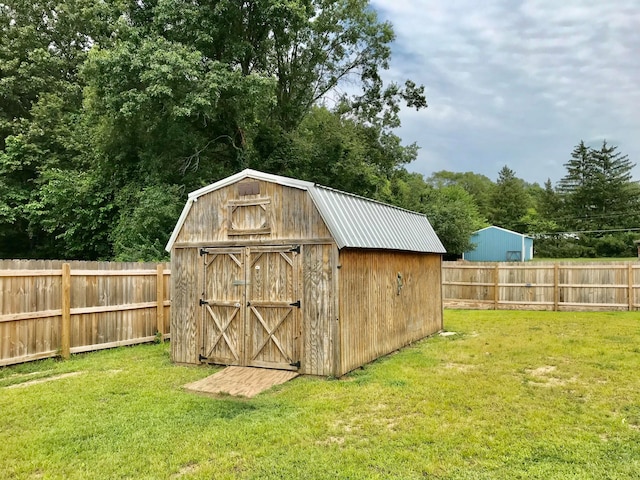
[443,261,640,311]
[4,259,639,366]
[0,260,170,367]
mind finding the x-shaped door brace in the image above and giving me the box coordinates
[205,253,242,269]
[249,306,293,362]
[249,251,294,268]
[204,304,240,362]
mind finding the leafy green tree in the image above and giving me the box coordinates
[254,106,417,199]
[1,0,427,260]
[390,171,486,255]
[26,168,115,259]
[0,0,119,257]
[83,33,274,186]
[426,170,493,220]
[111,185,183,261]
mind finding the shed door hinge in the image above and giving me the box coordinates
[289,360,301,368]
[199,299,209,306]
[200,248,207,256]
[289,245,301,254]
[290,300,301,308]
[199,354,208,362]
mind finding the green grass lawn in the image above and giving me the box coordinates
[2,310,640,479]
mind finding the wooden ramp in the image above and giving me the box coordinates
[184,366,299,398]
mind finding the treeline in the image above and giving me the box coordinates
[425,138,640,258]
[1,1,638,261]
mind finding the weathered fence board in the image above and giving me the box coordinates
[0,260,170,366]
[443,261,640,311]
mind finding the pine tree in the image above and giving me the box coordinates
[557,140,639,231]
[557,141,595,230]
[489,165,530,231]
[589,141,637,229]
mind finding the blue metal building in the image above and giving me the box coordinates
[463,226,534,262]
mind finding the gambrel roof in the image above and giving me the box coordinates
[165,169,446,254]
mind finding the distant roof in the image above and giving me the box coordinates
[473,225,534,239]
[166,169,446,254]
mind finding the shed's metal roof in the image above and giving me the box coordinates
[165,169,446,254]
[473,225,534,239]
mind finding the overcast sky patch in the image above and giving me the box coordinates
[372,0,640,184]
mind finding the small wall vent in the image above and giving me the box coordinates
[238,181,260,196]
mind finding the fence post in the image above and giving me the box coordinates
[156,264,165,339]
[553,264,559,311]
[493,264,499,310]
[61,263,71,359]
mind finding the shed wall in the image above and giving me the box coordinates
[338,250,443,375]
[301,244,339,376]
[170,247,202,364]
[466,228,530,262]
[174,180,332,246]
[524,237,534,260]
[170,179,338,370]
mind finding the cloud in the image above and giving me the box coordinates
[372,0,640,184]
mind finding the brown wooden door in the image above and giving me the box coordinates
[200,248,245,365]
[200,246,301,371]
[245,246,301,370]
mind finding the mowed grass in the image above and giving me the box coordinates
[2,310,640,479]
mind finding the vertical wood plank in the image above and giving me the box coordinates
[156,263,165,337]
[331,245,341,377]
[242,247,250,366]
[61,263,71,360]
[554,263,559,311]
[493,264,499,310]
[628,264,633,311]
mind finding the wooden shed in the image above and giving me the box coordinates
[165,169,446,377]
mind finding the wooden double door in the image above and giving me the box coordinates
[200,246,301,371]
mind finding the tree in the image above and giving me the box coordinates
[537,179,560,225]
[426,170,493,220]
[390,171,486,255]
[0,0,119,258]
[557,140,597,230]
[489,166,531,232]
[557,140,639,231]
[1,0,427,260]
[589,141,639,229]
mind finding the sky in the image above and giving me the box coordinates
[370,0,640,186]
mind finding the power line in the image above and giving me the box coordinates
[533,227,640,236]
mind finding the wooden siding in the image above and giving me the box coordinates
[170,248,202,364]
[0,260,170,367]
[338,250,443,376]
[173,180,332,246]
[301,244,338,376]
[170,178,338,373]
[443,261,640,311]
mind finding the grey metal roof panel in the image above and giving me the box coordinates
[166,169,446,254]
[309,185,446,254]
